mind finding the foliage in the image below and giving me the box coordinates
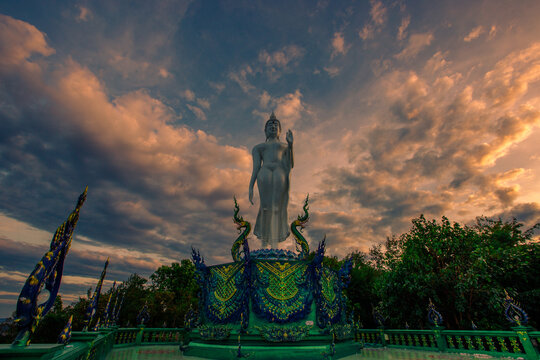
[370,215,539,330]
[148,260,198,327]
[32,296,69,343]
[117,273,148,327]
[344,251,381,328]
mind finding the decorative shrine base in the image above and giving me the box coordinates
[182,198,361,359]
[184,333,358,360]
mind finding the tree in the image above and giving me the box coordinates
[372,215,539,329]
[33,296,69,343]
[148,260,199,327]
[344,251,381,328]
[117,274,148,327]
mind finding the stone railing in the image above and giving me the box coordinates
[1,326,538,359]
[113,327,186,347]
[357,326,540,360]
[0,327,186,360]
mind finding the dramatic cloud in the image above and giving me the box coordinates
[482,42,540,108]
[0,14,252,276]
[321,42,540,238]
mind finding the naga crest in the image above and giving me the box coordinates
[231,197,251,262]
[13,187,87,347]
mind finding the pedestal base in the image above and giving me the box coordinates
[182,332,360,360]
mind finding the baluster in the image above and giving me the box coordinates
[497,336,508,352]
[486,336,496,351]
[465,335,473,349]
[475,336,485,351]
[509,337,521,353]
[456,336,464,349]
[421,334,428,347]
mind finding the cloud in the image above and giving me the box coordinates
[0,14,55,68]
[0,15,253,275]
[488,25,497,39]
[228,65,256,93]
[158,68,172,78]
[181,89,210,114]
[76,5,93,22]
[182,89,196,101]
[320,42,540,238]
[259,91,271,108]
[492,202,540,230]
[359,24,374,41]
[397,15,410,41]
[331,32,350,58]
[255,90,306,130]
[254,89,307,129]
[370,0,387,26]
[196,98,210,110]
[482,42,540,108]
[424,51,451,74]
[258,45,304,68]
[275,90,305,126]
[464,26,484,42]
[258,45,304,81]
[324,66,341,77]
[187,104,207,120]
[358,0,387,41]
[61,1,190,90]
[209,81,225,93]
[394,32,434,60]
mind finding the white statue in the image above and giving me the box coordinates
[249,112,294,248]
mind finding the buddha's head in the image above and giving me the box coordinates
[265,112,281,140]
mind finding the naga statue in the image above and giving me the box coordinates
[12,187,87,347]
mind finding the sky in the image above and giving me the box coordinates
[0,0,539,318]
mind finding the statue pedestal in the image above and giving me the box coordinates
[184,253,359,359]
[183,198,360,359]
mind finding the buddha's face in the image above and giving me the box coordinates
[265,119,281,139]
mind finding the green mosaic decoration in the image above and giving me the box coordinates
[252,260,312,323]
[205,262,247,323]
[198,325,231,341]
[331,324,353,340]
[315,267,342,324]
[255,325,311,342]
